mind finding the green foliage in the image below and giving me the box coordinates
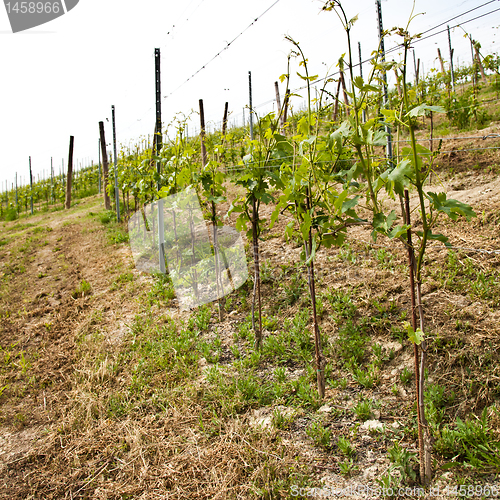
[387,442,417,483]
[435,407,500,468]
[4,206,18,221]
[399,367,413,385]
[334,320,367,367]
[432,251,499,305]
[352,363,379,388]
[72,279,91,298]
[306,420,331,448]
[99,210,116,224]
[108,229,129,244]
[325,287,356,319]
[337,436,355,458]
[446,90,490,130]
[271,408,293,429]
[339,458,358,477]
[262,309,314,365]
[353,398,372,421]
[147,273,175,305]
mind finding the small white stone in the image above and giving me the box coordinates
[362,465,379,480]
[318,404,332,414]
[361,420,384,432]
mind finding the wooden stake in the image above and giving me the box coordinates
[99,122,111,210]
[65,136,74,209]
[222,101,229,137]
[405,190,432,486]
[340,71,350,116]
[199,99,207,168]
[332,77,342,122]
[393,67,402,97]
[274,81,283,133]
[437,48,446,78]
[306,191,325,398]
[282,89,290,133]
[405,189,424,484]
[251,196,262,349]
[474,44,487,83]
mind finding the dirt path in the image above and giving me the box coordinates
[0,197,140,496]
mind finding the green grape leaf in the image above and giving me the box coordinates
[300,211,312,242]
[405,322,424,345]
[415,229,451,247]
[407,104,445,118]
[425,192,477,221]
[387,159,414,196]
[341,195,360,213]
[304,236,317,265]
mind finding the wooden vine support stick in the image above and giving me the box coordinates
[437,49,447,81]
[340,70,350,116]
[306,191,325,398]
[393,67,402,97]
[221,101,229,171]
[437,48,451,104]
[332,77,342,122]
[251,196,263,349]
[416,275,432,486]
[414,57,420,100]
[212,207,223,322]
[474,44,487,84]
[222,102,229,138]
[405,189,424,483]
[281,89,290,134]
[274,82,283,133]
[405,189,432,486]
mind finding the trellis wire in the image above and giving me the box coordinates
[346,233,500,256]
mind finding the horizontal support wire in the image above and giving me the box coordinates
[222,143,500,172]
[346,234,500,256]
[116,2,500,137]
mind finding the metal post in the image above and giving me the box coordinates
[155,48,162,191]
[448,26,455,92]
[248,71,254,140]
[15,172,18,208]
[65,136,74,210]
[111,105,120,222]
[154,48,165,273]
[375,0,393,165]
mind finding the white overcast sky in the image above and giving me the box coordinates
[1,0,499,189]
